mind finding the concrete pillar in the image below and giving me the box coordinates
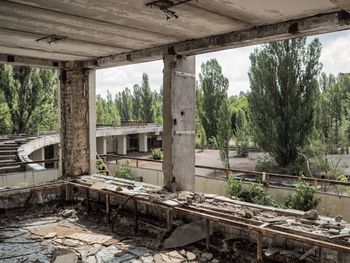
[96,137,107,155]
[53,143,60,169]
[117,135,127,155]
[139,133,148,152]
[59,66,96,176]
[163,55,196,191]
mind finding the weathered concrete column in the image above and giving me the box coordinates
[117,135,127,155]
[163,55,196,191]
[53,143,60,169]
[96,137,107,155]
[60,66,96,176]
[139,133,148,153]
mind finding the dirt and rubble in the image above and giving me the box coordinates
[0,204,222,263]
[1,174,350,262]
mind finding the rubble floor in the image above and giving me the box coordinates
[0,205,220,263]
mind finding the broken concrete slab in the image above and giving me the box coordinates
[163,220,211,249]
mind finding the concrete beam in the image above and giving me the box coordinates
[331,1,350,12]
[163,55,196,192]
[60,66,96,176]
[86,11,350,68]
[0,54,61,68]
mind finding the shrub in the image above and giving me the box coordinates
[336,174,350,194]
[150,148,163,160]
[96,157,105,171]
[226,175,278,207]
[235,129,249,157]
[284,178,320,211]
[227,175,243,198]
[115,161,134,180]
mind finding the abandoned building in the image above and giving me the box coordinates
[1,0,350,262]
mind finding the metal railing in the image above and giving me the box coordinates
[100,154,350,191]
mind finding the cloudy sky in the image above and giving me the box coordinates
[96,30,350,98]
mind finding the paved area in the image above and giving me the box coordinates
[121,150,350,176]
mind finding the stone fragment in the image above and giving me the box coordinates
[211,259,220,263]
[43,232,56,239]
[303,210,318,220]
[335,215,343,223]
[60,209,76,218]
[186,251,197,261]
[167,250,186,262]
[200,252,213,262]
[163,220,210,249]
[244,211,253,219]
[179,249,186,256]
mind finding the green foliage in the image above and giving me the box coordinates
[96,91,120,126]
[150,148,163,160]
[284,178,320,211]
[0,65,58,134]
[217,98,232,168]
[140,73,154,123]
[248,37,322,168]
[115,161,134,180]
[234,109,250,157]
[132,84,142,122]
[318,73,350,154]
[199,59,229,141]
[226,175,278,207]
[336,174,350,194]
[239,183,279,207]
[226,175,243,198]
[96,157,106,171]
[116,87,132,122]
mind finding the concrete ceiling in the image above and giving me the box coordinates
[0,0,348,67]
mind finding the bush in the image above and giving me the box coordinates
[150,148,163,160]
[227,175,243,198]
[115,161,134,180]
[226,175,278,207]
[284,178,320,211]
[96,157,105,171]
[235,129,249,157]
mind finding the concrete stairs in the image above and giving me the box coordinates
[0,140,21,174]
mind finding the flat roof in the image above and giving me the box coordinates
[0,0,349,68]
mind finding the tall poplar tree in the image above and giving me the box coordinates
[248,37,322,167]
[140,73,154,123]
[217,98,232,168]
[0,65,57,134]
[199,59,229,142]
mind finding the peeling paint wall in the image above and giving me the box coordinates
[60,68,92,176]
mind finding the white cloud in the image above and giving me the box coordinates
[96,30,350,98]
[319,32,350,75]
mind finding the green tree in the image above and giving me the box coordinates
[116,87,132,122]
[0,65,58,134]
[318,73,349,153]
[199,59,229,142]
[96,91,120,126]
[132,84,142,122]
[140,73,154,123]
[153,89,163,124]
[248,38,322,168]
[217,98,232,168]
[235,109,250,157]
